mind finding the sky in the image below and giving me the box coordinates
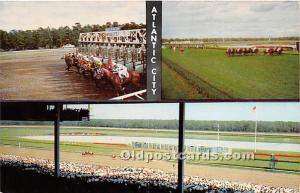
[66,102,300,122]
[89,103,179,120]
[163,1,300,38]
[0,1,145,31]
[185,102,300,122]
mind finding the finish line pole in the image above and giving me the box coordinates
[178,102,185,193]
[54,103,61,177]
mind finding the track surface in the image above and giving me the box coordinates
[1,146,299,189]
[0,49,116,100]
[23,135,300,152]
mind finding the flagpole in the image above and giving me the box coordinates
[217,124,220,147]
[254,109,257,153]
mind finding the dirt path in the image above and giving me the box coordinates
[0,49,115,100]
[1,146,299,189]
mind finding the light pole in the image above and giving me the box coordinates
[254,110,257,153]
[217,124,220,147]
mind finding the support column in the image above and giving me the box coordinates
[178,102,185,193]
[0,162,2,193]
[54,103,61,177]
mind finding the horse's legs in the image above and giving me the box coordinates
[112,82,122,97]
[112,83,119,96]
[133,82,143,89]
[66,63,71,71]
[115,89,119,97]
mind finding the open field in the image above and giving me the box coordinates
[162,48,299,100]
[0,48,115,100]
[0,126,299,173]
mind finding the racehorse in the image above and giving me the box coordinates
[252,48,259,55]
[78,57,95,77]
[226,48,235,56]
[264,48,275,56]
[236,48,243,56]
[226,47,259,57]
[274,47,283,55]
[64,53,80,71]
[64,53,73,71]
[98,64,142,96]
[242,48,250,55]
[247,48,253,55]
[82,151,94,156]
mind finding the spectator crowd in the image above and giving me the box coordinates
[0,154,297,193]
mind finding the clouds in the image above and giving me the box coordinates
[0,1,145,31]
[64,102,300,121]
[163,1,299,38]
[186,103,300,122]
[250,3,276,12]
[90,104,179,120]
[1,1,298,38]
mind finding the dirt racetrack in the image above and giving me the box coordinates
[0,49,117,100]
[1,146,299,189]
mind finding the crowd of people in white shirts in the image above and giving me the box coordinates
[0,154,297,193]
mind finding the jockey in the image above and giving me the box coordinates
[91,56,102,67]
[82,56,90,65]
[108,57,129,79]
[114,63,129,79]
[77,53,82,59]
[83,56,89,62]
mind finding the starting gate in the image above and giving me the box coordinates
[78,29,146,72]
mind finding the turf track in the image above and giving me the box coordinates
[162,48,299,100]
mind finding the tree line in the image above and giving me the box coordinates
[162,36,299,43]
[1,119,299,133]
[0,22,145,51]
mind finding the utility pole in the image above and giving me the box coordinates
[254,111,257,153]
[54,103,61,177]
[178,102,185,193]
[217,123,220,147]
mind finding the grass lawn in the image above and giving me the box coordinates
[1,126,299,144]
[162,48,299,99]
[162,62,205,99]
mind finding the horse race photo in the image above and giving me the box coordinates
[1,103,299,192]
[162,1,299,100]
[0,1,146,101]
